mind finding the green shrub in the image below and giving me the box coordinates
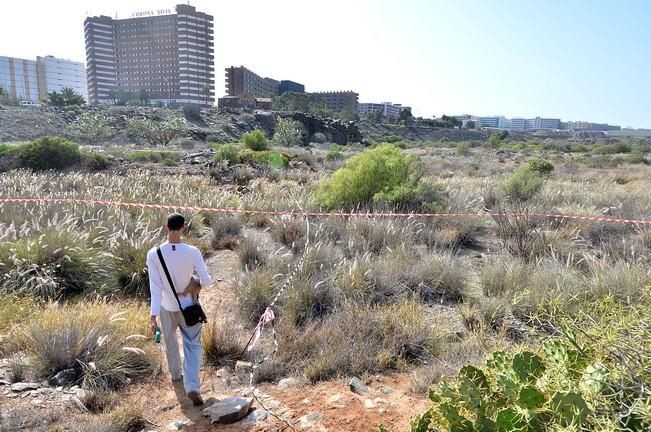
[213,143,241,165]
[68,113,112,144]
[456,142,470,156]
[592,142,632,155]
[83,151,112,171]
[312,132,327,143]
[317,144,431,210]
[242,128,269,151]
[20,136,81,171]
[527,159,554,175]
[384,134,401,143]
[326,144,344,161]
[466,161,480,171]
[272,118,303,147]
[238,149,289,168]
[129,150,178,163]
[501,166,544,202]
[125,117,184,146]
[623,152,648,165]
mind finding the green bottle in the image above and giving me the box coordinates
[155,327,161,343]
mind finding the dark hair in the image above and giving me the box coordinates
[167,213,185,231]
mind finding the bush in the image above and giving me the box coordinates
[317,144,428,210]
[326,144,344,161]
[203,318,246,367]
[210,216,242,250]
[592,142,632,155]
[623,152,648,165]
[129,150,179,163]
[83,151,112,171]
[501,166,544,202]
[272,118,304,147]
[385,134,401,143]
[20,136,81,171]
[456,142,470,156]
[213,143,241,165]
[237,267,276,324]
[527,159,554,175]
[125,117,184,146]
[17,302,158,390]
[68,113,112,144]
[237,238,266,271]
[238,149,289,169]
[312,132,327,143]
[242,128,269,151]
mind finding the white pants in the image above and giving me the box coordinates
[160,307,202,393]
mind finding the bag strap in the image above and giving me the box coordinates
[157,246,184,311]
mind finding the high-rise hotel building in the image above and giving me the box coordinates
[84,4,214,106]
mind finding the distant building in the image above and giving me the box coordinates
[0,55,86,103]
[566,121,621,131]
[530,117,560,129]
[476,116,510,128]
[359,102,409,120]
[311,91,359,113]
[84,4,215,106]
[278,80,305,95]
[225,66,279,98]
[0,56,40,102]
[217,94,272,110]
[36,56,87,101]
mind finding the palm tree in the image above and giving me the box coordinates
[61,87,85,106]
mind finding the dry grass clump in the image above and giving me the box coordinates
[237,237,266,271]
[15,301,159,390]
[67,403,148,432]
[80,389,120,414]
[278,299,439,382]
[236,267,277,324]
[203,318,246,367]
[248,213,272,228]
[272,217,306,253]
[480,257,530,298]
[210,216,242,250]
[343,217,417,256]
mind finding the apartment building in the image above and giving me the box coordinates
[311,91,359,113]
[84,4,215,106]
[358,102,409,120]
[36,56,87,101]
[0,56,40,102]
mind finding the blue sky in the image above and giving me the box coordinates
[2,0,649,127]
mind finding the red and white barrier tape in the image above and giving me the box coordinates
[0,197,649,225]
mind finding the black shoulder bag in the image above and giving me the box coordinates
[156,247,208,326]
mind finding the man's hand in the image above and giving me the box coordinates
[150,316,158,335]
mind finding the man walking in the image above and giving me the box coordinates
[147,213,212,406]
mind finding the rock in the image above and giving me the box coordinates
[302,398,311,405]
[48,368,79,387]
[202,396,253,424]
[167,420,187,430]
[378,386,394,395]
[298,412,324,430]
[215,367,229,378]
[235,360,252,370]
[70,396,88,412]
[31,398,44,406]
[326,393,345,408]
[364,399,376,409]
[241,409,268,425]
[373,398,387,405]
[10,382,39,392]
[227,376,240,387]
[277,377,302,390]
[378,408,386,415]
[349,377,370,396]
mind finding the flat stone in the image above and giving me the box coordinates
[326,393,345,408]
[349,377,370,397]
[298,412,324,430]
[202,396,253,424]
[364,399,376,409]
[10,382,39,392]
[235,361,252,370]
[378,408,386,415]
[378,386,395,395]
[31,398,44,406]
[241,409,268,425]
[277,377,302,390]
[167,420,187,430]
[215,367,229,378]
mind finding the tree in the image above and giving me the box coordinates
[398,107,414,125]
[441,114,462,128]
[465,120,476,129]
[138,89,150,105]
[366,110,382,123]
[126,118,185,146]
[272,118,304,147]
[334,108,359,122]
[272,92,313,112]
[48,87,85,106]
[68,113,112,143]
[309,102,333,118]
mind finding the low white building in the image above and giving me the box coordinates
[37,56,88,102]
[359,102,410,120]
